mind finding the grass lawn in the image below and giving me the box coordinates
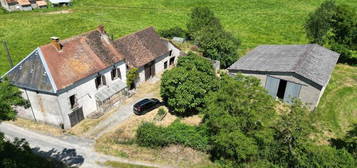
[313,64,357,138]
[0,0,356,73]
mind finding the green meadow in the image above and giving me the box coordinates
[0,0,356,136]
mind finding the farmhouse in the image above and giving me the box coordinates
[228,44,339,109]
[2,26,181,129]
[48,0,72,7]
[0,0,47,11]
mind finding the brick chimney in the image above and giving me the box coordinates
[50,37,62,51]
[97,25,105,34]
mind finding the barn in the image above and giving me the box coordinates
[228,44,340,109]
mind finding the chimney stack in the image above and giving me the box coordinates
[97,25,105,34]
[50,37,62,51]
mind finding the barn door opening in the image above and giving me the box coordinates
[276,79,287,99]
[144,61,155,81]
[69,107,84,127]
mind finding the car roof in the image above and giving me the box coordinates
[134,98,152,106]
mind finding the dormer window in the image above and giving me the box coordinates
[169,50,173,56]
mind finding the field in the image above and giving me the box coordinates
[0,0,356,144]
[0,0,356,72]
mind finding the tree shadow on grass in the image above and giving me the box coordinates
[33,147,84,167]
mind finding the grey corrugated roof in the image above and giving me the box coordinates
[2,48,56,93]
[228,44,340,86]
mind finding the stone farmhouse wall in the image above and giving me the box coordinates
[17,61,127,129]
[136,41,181,85]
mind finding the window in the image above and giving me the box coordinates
[169,57,175,65]
[169,50,173,56]
[95,75,106,89]
[69,95,77,109]
[164,61,168,69]
[111,68,122,80]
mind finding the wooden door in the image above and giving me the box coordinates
[145,64,151,81]
[144,61,155,81]
[69,107,84,127]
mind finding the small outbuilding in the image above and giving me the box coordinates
[228,44,339,109]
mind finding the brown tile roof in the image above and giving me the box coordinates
[17,0,30,5]
[5,0,18,4]
[36,0,47,6]
[114,27,169,68]
[40,29,125,90]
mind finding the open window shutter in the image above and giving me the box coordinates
[117,68,121,79]
[102,75,106,85]
[265,76,280,97]
[283,82,302,103]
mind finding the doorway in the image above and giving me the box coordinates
[276,79,287,99]
[144,61,155,81]
[68,107,84,127]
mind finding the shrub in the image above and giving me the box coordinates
[159,26,187,39]
[126,68,138,89]
[136,122,169,148]
[136,121,209,151]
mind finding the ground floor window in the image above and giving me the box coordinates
[164,61,168,69]
[169,57,175,66]
[69,94,77,109]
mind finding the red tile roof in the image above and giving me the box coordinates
[40,29,125,90]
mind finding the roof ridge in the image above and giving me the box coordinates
[114,26,154,42]
[37,47,58,92]
[293,44,316,71]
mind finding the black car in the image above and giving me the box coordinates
[133,98,161,115]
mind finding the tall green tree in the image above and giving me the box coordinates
[160,54,218,116]
[194,27,240,68]
[305,0,357,64]
[186,7,222,38]
[0,79,28,121]
[202,74,277,165]
[187,7,240,68]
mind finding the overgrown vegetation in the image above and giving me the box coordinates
[126,68,139,89]
[187,7,240,68]
[136,120,209,151]
[146,72,357,167]
[0,79,65,168]
[159,26,187,39]
[160,53,218,116]
[305,0,357,64]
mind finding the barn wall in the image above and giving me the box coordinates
[230,72,322,109]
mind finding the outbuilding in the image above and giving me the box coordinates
[228,44,339,109]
